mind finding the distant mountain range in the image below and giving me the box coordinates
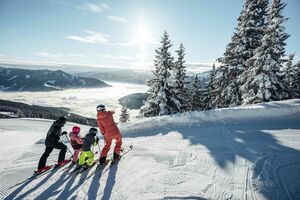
[0,62,212,85]
[75,69,153,85]
[0,99,97,126]
[0,66,110,91]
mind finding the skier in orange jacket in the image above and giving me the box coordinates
[97,104,123,165]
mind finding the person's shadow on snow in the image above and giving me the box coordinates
[84,165,107,200]
[55,168,89,199]
[5,169,57,200]
[4,178,35,200]
[33,169,70,199]
[101,162,119,200]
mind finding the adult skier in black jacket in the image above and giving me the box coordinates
[37,116,68,172]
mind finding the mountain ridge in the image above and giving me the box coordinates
[0,67,110,91]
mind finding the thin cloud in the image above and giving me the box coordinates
[116,37,158,47]
[37,52,85,59]
[107,15,128,23]
[0,58,125,69]
[102,54,134,60]
[77,2,110,13]
[129,61,154,70]
[66,30,110,44]
[185,62,214,73]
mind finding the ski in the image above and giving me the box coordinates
[53,159,71,169]
[69,165,83,174]
[110,145,133,166]
[69,158,99,174]
[8,166,54,190]
[76,160,98,174]
[8,159,72,190]
[61,162,77,173]
[8,158,71,190]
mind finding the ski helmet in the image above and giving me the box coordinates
[89,127,98,136]
[96,104,106,111]
[72,126,80,134]
[58,116,67,123]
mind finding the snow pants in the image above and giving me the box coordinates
[78,151,94,166]
[100,133,122,158]
[73,149,81,162]
[38,141,67,169]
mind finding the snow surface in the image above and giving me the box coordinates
[0,112,18,117]
[0,99,300,200]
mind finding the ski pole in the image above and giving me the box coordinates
[64,134,72,144]
[97,142,101,155]
[60,138,74,157]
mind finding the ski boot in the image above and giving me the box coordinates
[35,165,52,174]
[55,159,71,168]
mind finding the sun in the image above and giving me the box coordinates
[134,18,153,45]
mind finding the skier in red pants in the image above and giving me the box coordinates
[97,104,123,165]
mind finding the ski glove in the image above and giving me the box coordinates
[62,131,68,135]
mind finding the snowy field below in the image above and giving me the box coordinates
[0,82,147,121]
[0,99,300,200]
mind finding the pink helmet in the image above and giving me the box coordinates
[72,126,80,134]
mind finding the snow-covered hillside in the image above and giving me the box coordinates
[1,99,300,200]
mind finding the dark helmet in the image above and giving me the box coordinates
[58,116,67,124]
[96,104,106,111]
[89,127,98,136]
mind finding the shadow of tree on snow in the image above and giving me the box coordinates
[123,111,300,200]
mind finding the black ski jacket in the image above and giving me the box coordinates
[45,120,64,145]
[82,131,98,151]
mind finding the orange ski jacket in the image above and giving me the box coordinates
[97,111,120,137]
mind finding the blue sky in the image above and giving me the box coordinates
[0,0,299,70]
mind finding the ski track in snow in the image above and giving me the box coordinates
[1,99,300,200]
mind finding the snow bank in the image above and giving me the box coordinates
[122,99,300,137]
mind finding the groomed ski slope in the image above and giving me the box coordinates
[1,99,300,200]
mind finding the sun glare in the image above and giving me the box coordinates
[134,18,152,45]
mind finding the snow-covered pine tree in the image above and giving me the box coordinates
[188,75,204,110]
[286,54,295,69]
[217,0,250,69]
[219,0,269,70]
[119,106,130,123]
[240,0,289,104]
[283,53,294,97]
[203,63,216,109]
[172,43,188,112]
[141,31,178,117]
[267,0,289,62]
[210,64,241,108]
[213,1,250,108]
[241,0,269,66]
[286,60,300,98]
[212,0,269,108]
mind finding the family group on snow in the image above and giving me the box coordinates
[37,104,123,173]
